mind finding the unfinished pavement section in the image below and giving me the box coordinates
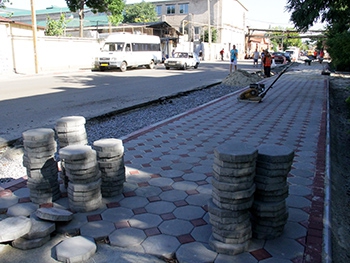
[0,62,329,262]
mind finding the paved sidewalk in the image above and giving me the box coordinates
[0,62,329,262]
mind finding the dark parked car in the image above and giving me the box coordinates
[272,52,290,64]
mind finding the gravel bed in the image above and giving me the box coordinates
[0,84,244,185]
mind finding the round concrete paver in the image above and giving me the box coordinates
[56,236,96,263]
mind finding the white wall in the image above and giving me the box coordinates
[0,26,101,75]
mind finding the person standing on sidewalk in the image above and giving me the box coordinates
[262,50,272,77]
[253,49,260,67]
[230,45,238,73]
[220,48,224,61]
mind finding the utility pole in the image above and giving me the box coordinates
[207,0,211,60]
[30,0,39,73]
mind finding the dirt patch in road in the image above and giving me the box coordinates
[329,73,350,263]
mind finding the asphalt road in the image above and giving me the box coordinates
[0,60,257,146]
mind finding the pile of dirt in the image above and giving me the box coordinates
[221,69,263,87]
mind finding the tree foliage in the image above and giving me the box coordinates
[65,0,124,37]
[0,0,11,9]
[267,27,303,51]
[123,1,158,23]
[287,0,350,70]
[45,14,67,36]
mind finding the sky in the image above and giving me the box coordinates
[4,0,325,30]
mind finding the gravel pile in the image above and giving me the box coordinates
[0,70,263,185]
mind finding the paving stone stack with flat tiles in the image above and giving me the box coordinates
[55,116,88,187]
[22,128,60,204]
[251,144,294,240]
[92,138,125,197]
[59,145,102,212]
[208,142,257,256]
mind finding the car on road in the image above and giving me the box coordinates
[164,52,200,70]
[272,52,289,64]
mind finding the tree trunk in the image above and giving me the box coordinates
[79,1,84,38]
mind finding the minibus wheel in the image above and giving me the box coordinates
[120,62,127,72]
[147,61,155,69]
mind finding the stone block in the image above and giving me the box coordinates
[212,170,255,184]
[213,163,255,177]
[36,207,73,222]
[209,235,251,253]
[56,236,96,263]
[214,142,258,163]
[12,235,50,250]
[0,216,32,243]
[257,144,294,163]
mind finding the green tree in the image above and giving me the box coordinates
[0,0,11,9]
[123,1,158,23]
[202,28,217,43]
[65,0,125,37]
[287,0,350,70]
[267,27,303,51]
[45,14,67,36]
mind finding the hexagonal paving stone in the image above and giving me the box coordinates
[109,227,146,247]
[191,224,212,243]
[0,195,19,213]
[185,193,211,206]
[173,205,206,220]
[182,172,207,182]
[142,234,180,259]
[129,214,162,229]
[80,220,116,241]
[6,202,39,217]
[145,201,176,214]
[119,196,149,209]
[101,207,134,222]
[148,177,174,187]
[160,189,188,202]
[176,241,217,263]
[159,219,194,236]
[56,236,96,263]
[135,186,162,197]
[172,181,198,191]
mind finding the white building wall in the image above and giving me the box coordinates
[0,24,13,75]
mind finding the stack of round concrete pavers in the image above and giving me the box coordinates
[55,116,88,187]
[251,144,294,239]
[59,145,102,212]
[93,138,125,197]
[208,142,257,255]
[22,128,60,204]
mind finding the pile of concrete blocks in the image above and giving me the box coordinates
[22,128,60,204]
[59,145,102,212]
[55,116,88,148]
[93,138,125,197]
[208,142,257,255]
[55,116,88,187]
[251,144,294,239]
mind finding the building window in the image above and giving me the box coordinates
[156,5,162,16]
[179,3,188,14]
[166,4,175,14]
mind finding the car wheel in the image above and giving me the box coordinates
[165,67,170,70]
[119,62,127,72]
[194,63,199,69]
[147,60,155,69]
[182,63,187,70]
[99,67,106,71]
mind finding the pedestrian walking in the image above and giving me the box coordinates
[230,45,238,73]
[220,48,224,61]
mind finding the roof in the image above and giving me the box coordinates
[0,15,45,30]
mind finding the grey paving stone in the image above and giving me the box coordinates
[160,189,188,202]
[0,216,31,242]
[93,138,124,157]
[68,196,103,212]
[186,193,211,206]
[288,207,309,222]
[109,228,146,247]
[209,234,250,255]
[173,205,206,220]
[12,235,50,250]
[213,163,256,177]
[191,224,212,243]
[80,220,116,241]
[159,218,194,235]
[212,171,255,184]
[214,142,257,163]
[212,183,255,199]
[214,251,258,263]
[256,167,291,177]
[36,207,73,222]
[119,196,149,209]
[23,215,55,239]
[148,177,174,187]
[101,207,134,222]
[68,178,101,192]
[264,236,305,260]
[176,242,217,263]
[280,221,307,239]
[129,213,162,229]
[286,195,311,209]
[212,195,253,211]
[141,234,180,259]
[257,144,294,163]
[6,202,38,217]
[22,128,55,142]
[56,235,96,263]
[212,177,254,192]
[172,181,198,191]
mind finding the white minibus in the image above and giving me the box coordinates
[93,33,162,72]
